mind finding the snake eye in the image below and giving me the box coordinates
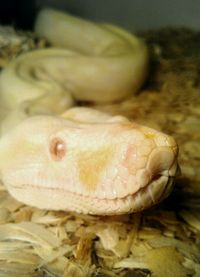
[49,138,66,161]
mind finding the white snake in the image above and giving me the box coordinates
[0,9,178,215]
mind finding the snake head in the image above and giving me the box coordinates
[0,111,179,215]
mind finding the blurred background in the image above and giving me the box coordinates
[0,0,200,31]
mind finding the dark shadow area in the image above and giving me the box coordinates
[0,0,36,29]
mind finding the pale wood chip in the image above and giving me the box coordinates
[0,240,31,252]
[74,235,93,264]
[138,227,162,240]
[40,256,68,277]
[0,207,11,224]
[0,261,38,276]
[113,256,148,269]
[13,206,33,223]
[32,211,68,225]
[144,247,189,277]
[113,229,137,258]
[147,236,198,260]
[63,260,91,277]
[180,209,200,231]
[0,192,23,211]
[182,257,200,275]
[0,249,40,265]
[130,241,152,257]
[0,222,61,249]
[34,244,73,264]
[96,225,120,251]
[65,219,83,233]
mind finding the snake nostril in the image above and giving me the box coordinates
[151,174,162,182]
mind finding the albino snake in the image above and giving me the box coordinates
[0,9,178,215]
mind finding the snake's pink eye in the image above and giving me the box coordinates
[50,138,66,161]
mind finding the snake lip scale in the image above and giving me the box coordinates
[8,175,174,215]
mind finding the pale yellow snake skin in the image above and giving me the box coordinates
[0,9,148,114]
[0,9,179,215]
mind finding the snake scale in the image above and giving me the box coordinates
[0,9,178,215]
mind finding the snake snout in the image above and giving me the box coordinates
[147,145,178,183]
[139,143,179,205]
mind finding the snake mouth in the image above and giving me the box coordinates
[8,171,175,215]
[146,175,173,203]
[7,156,178,215]
[143,159,178,201]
